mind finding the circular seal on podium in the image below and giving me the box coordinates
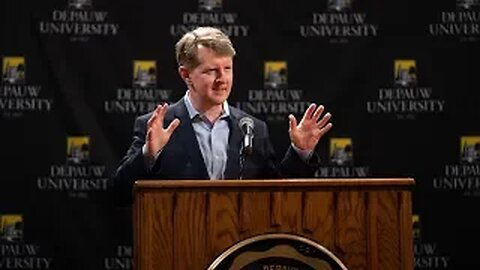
[208,233,348,270]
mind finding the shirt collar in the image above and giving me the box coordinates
[184,90,230,120]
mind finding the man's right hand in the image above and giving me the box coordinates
[144,104,181,158]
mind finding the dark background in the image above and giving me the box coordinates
[1,0,479,268]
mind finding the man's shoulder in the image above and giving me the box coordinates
[136,112,153,122]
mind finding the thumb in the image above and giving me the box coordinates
[146,127,153,142]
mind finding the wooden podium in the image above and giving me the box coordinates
[133,178,414,270]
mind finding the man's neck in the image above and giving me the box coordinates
[202,106,223,123]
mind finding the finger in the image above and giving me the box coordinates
[147,105,162,128]
[165,118,180,134]
[288,114,298,131]
[156,103,168,127]
[318,123,333,137]
[312,105,325,122]
[301,103,317,122]
[316,112,332,128]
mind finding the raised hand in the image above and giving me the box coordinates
[144,104,180,158]
[288,103,332,151]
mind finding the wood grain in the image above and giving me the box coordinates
[133,178,414,270]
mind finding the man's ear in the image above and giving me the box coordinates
[178,66,190,84]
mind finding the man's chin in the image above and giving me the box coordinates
[212,93,229,102]
[213,98,227,105]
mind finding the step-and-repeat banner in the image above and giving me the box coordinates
[1,0,479,269]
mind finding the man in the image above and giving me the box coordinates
[113,27,332,205]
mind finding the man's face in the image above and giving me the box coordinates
[184,45,233,109]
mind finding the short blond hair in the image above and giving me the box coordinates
[175,27,236,69]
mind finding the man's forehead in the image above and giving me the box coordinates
[196,49,233,63]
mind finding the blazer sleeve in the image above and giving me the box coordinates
[260,121,319,178]
[112,115,151,205]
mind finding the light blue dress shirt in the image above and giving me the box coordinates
[184,93,230,180]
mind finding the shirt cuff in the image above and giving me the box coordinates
[142,144,162,170]
[291,143,313,162]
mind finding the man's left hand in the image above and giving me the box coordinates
[288,103,333,151]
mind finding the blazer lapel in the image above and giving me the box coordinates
[173,101,209,179]
[224,107,242,179]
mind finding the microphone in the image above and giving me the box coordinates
[239,117,254,155]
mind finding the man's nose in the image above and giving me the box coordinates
[215,70,227,83]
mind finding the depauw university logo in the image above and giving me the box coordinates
[460,136,480,164]
[329,138,353,166]
[457,0,479,10]
[412,214,421,241]
[133,60,156,88]
[0,214,23,242]
[394,59,417,87]
[66,136,90,165]
[199,0,222,12]
[2,56,25,85]
[264,61,287,89]
[328,0,353,12]
[68,0,92,10]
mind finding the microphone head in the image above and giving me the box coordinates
[239,117,254,133]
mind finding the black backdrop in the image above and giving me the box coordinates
[1,0,479,269]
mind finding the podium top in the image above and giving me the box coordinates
[134,178,415,191]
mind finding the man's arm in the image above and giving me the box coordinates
[278,103,333,178]
[112,104,180,205]
[252,121,319,179]
[288,103,332,151]
[112,115,151,206]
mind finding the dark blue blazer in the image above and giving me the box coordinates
[112,99,318,205]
